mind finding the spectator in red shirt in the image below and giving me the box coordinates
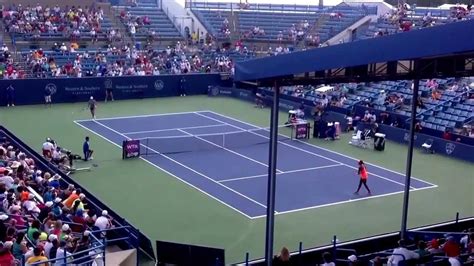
[415,121,423,133]
[70,209,87,232]
[443,129,452,141]
[0,241,16,265]
[442,237,460,258]
[6,64,14,76]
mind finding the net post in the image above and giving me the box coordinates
[146,138,149,156]
[290,124,294,140]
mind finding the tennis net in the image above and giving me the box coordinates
[137,125,295,156]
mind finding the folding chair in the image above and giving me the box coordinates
[349,130,362,146]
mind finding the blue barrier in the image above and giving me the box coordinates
[0,74,225,106]
[354,122,474,162]
[377,124,474,163]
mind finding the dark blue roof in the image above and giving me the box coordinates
[235,20,474,81]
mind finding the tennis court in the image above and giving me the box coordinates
[74,111,437,219]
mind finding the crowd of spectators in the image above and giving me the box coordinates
[273,232,474,266]
[1,2,473,79]
[384,236,474,266]
[375,4,473,37]
[0,137,113,265]
[2,4,106,42]
[23,41,234,78]
[119,10,154,41]
[274,20,318,46]
[0,44,24,80]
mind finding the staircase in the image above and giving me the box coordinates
[0,28,15,52]
[227,10,241,43]
[105,245,138,266]
[311,13,329,40]
[101,3,133,46]
[0,19,28,74]
[294,14,327,50]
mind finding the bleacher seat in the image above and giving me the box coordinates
[192,3,366,42]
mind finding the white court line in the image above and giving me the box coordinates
[219,173,268,183]
[75,111,438,219]
[219,164,343,183]
[74,110,201,122]
[177,129,284,173]
[73,120,255,219]
[250,185,438,219]
[91,120,270,211]
[201,111,438,188]
[194,112,417,189]
[123,123,228,135]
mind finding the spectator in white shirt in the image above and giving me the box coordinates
[23,194,40,213]
[388,240,420,266]
[44,234,58,258]
[460,229,474,249]
[94,210,112,231]
[0,169,14,189]
[60,42,67,51]
[56,240,72,265]
[42,138,55,158]
[321,94,329,107]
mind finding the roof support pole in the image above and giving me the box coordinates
[265,81,280,266]
[400,62,420,240]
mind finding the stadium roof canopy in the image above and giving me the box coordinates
[234,19,474,86]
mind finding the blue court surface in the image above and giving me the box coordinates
[74,111,437,219]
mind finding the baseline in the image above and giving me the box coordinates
[74,111,201,123]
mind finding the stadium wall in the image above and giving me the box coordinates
[162,0,209,37]
[0,74,225,106]
[327,15,374,44]
[209,86,474,162]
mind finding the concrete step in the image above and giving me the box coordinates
[105,248,137,266]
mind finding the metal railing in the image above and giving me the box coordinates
[241,212,473,265]
[189,1,325,13]
[21,226,137,266]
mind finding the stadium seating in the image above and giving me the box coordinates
[115,0,182,41]
[191,2,368,43]
[261,77,474,136]
[3,5,114,43]
[0,130,142,265]
[356,6,472,40]
[248,215,474,265]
